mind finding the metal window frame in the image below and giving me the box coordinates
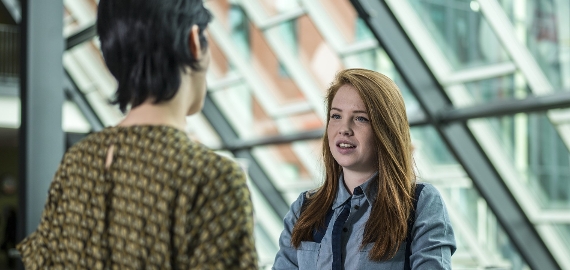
[205,8,293,119]
[237,0,327,120]
[207,3,331,183]
[350,0,560,269]
[475,0,570,182]
[18,0,65,240]
[440,62,517,86]
[202,94,290,218]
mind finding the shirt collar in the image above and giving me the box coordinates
[332,172,379,209]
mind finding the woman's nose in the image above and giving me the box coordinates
[339,122,353,136]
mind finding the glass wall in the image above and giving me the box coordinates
[408,0,511,69]
[24,0,569,268]
[499,0,570,92]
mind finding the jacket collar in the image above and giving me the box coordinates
[332,172,379,209]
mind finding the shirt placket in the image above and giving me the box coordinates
[331,186,365,270]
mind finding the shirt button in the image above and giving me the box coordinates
[354,205,359,210]
[343,228,348,232]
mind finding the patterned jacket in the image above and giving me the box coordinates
[17,125,258,269]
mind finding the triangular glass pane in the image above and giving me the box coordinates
[497,0,570,92]
[406,0,511,69]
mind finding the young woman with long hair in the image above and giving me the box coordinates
[273,68,456,269]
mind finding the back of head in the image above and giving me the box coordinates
[97,0,212,112]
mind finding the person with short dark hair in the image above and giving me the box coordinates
[17,0,258,269]
[273,69,456,269]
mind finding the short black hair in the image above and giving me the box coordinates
[97,0,213,112]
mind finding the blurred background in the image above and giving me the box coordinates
[0,0,569,269]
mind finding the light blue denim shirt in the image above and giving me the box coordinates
[273,175,457,269]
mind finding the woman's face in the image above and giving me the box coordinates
[327,84,377,175]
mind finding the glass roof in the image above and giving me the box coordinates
[497,0,570,92]
[1,0,563,268]
[407,0,511,70]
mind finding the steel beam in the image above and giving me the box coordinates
[18,0,64,243]
[220,129,324,152]
[441,91,570,123]
[66,24,97,50]
[63,70,104,132]
[202,93,289,218]
[217,88,570,151]
[219,111,429,152]
[349,0,559,269]
[440,62,517,86]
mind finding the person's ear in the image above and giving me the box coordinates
[188,25,202,60]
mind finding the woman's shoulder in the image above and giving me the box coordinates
[412,182,456,255]
[415,182,450,218]
[286,190,311,215]
[184,147,244,173]
[416,182,441,198]
[61,130,108,160]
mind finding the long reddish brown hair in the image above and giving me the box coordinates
[290,68,416,261]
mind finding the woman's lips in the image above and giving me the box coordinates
[336,141,356,154]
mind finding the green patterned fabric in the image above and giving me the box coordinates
[18,125,258,269]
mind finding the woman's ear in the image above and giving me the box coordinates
[188,25,202,60]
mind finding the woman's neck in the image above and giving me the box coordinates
[342,170,376,195]
[118,68,198,131]
[118,100,187,131]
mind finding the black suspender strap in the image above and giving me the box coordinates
[300,191,334,243]
[404,183,425,270]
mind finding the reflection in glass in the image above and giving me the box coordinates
[284,15,343,89]
[470,113,570,208]
[186,113,222,149]
[252,141,322,203]
[256,0,301,17]
[64,38,122,126]
[407,0,510,69]
[211,83,259,139]
[498,0,570,91]
[355,18,376,42]
[63,0,97,36]
[412,126,456,165]
[439,186,529,269]
[277,19,297,77]
[212,82,323,139]
[559,225,570,251]
[528,113,570,208]
[317,0,372,44]
[456,72,532,105]
[208,38,233,79]
[229,4,250,59]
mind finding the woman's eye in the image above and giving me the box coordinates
[356,116,369,122]
[330,114,341,119]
